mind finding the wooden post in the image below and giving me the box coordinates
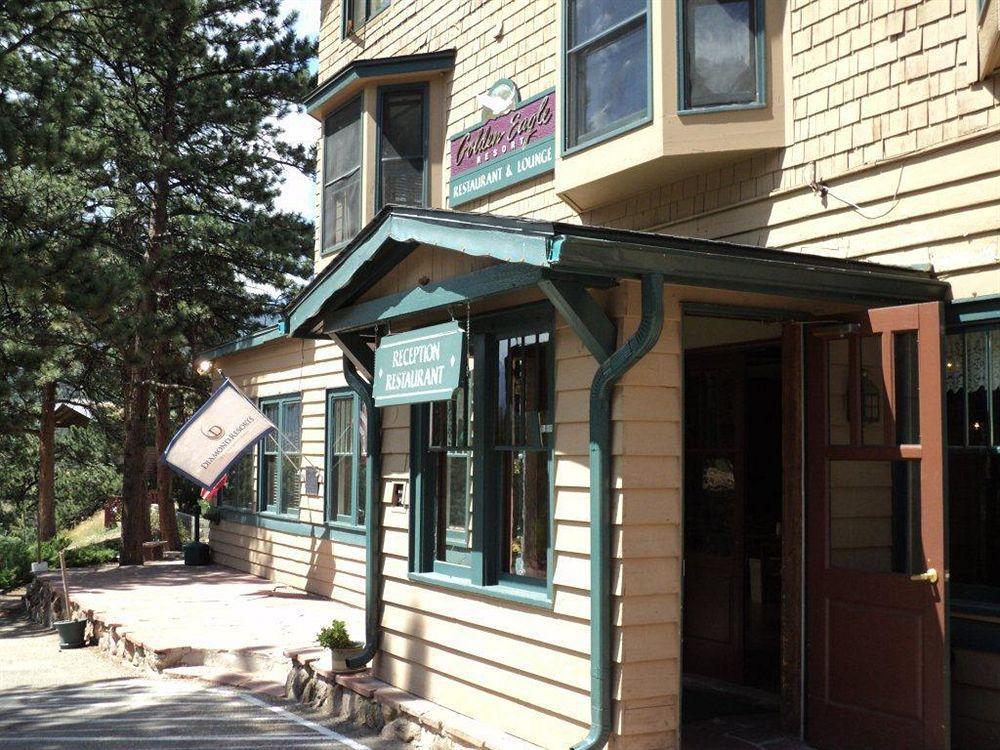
[58,549,71,620]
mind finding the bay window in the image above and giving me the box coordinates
[376,86,427,210]
[411,306,554,603]
[322,97,362,254]
[564,0,650,149]
[680,0,764,111]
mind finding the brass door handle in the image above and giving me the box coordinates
[910,568,938,584]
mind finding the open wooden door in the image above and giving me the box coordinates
[806,301,948,750]
[683,352,745,683]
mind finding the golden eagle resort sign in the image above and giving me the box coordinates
[448,87,555,207]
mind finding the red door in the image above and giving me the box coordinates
[806,302,948,750]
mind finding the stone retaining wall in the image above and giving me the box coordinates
[286,650,541,750]
[23,577,192,671]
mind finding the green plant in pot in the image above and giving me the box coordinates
[317,619,362,672]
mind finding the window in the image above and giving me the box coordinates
[326,389,368,527]
[343,0,389,35]
[322,97,362,254]
[565,0,650,149]
[258,395,302,515]
[377,86,427,210]
[221,450,255,512]
[680,0,764,111]
[411,307,554,601]
[946,327,1000,590]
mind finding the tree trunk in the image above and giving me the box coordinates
[38,381,57,542]
[119,364,150,566]
[155,387,181,550]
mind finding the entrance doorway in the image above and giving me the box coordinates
[681,316,789,741]
[682,343,783,692]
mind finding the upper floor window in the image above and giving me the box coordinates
[377,86,427,210]
[565,0,650,149]
[259,395,302,516]
[680,0,764,111]
[326,389,368,528]
[344,0,389,36]
[322,97,362,254]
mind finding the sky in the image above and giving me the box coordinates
[275,1,321,220]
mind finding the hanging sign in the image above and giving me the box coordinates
[373,322,465,407]
[448,83,555,207]
[160,379,276,490]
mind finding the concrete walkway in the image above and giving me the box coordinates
[33,560,364,691]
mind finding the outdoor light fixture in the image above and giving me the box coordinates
[195,359,214,375]
[860,368,881,425]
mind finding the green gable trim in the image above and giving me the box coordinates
[321,263,545,334]
[303,50,456,117]
[286,206,948,342]
[198,321,288,362]
[286,207,555,336]
[218,507,365,546]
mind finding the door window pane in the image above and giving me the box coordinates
[430,369,474,567]
[829,460,920,574]
[894,331,919,444]
[945,333,965,446]
[322,98,362,251]
[497,331,552,580]
[827,339,851,445]
[967,330,989,446]
[859,335,887,446]
[566,0,648,146]
[683,0,759,109]
[378,89,426,209]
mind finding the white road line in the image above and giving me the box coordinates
[0,716,283,724]
[237,692,370,750]
[0,735,322,743]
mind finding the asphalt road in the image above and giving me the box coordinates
[0,598,396,750]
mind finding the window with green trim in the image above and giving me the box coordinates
[946,326,1000,592]
[565,0,650,149]
[411,307,554,597]
[376,86,427,210]
[221,450,255,512]
[679,0,764,110]
[258,395,302,515]
[322,97,362,254]
[343,0,389,36]
[326,389,368,527]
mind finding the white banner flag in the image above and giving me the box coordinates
[161,379,276,490]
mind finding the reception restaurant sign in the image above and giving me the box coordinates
[449,82,555,207]
[373,322,465,407]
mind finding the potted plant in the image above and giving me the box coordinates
[317,619,363,672]
[52,550,86,649]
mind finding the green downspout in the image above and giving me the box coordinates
[343,361,383,669]
[573,273,664,750]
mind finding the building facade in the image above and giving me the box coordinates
[202,1,1000,748]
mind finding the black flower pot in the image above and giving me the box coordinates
[53,619,87,650]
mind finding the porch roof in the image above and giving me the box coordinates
[284,205,950,338]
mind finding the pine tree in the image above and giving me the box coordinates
[63,0,315,564]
